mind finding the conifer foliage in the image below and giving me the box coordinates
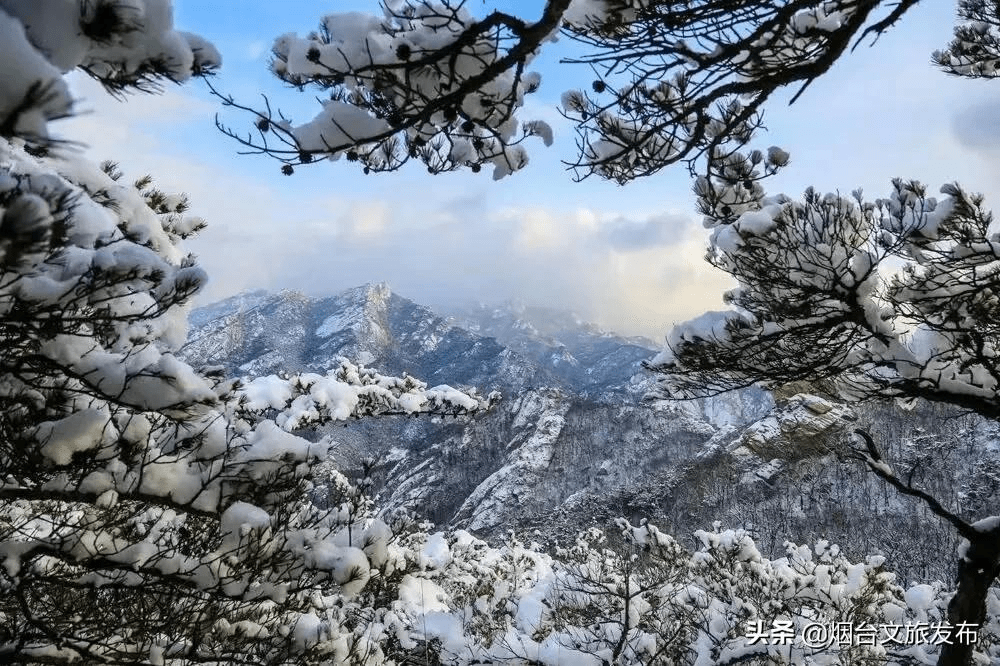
[4,1,1000,664]
[215,0,927,181]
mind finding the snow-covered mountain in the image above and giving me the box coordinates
[183,284,768,515]
[187,284,515,387]
[441,301,658,396]
[185,284,668,399]
[182,284,999,584]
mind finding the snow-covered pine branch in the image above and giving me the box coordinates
[0,3,502,661]
[0,145,497,663]
[215,0,934,182]
[0,0,219,143]
[648,142,1000,665]
[212,0,565,180]
[649,149,1000,418]
[235,359,500,431]
[935,0,1000,78]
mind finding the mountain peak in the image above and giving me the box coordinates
[184,284,672,397]
[188,288,271,328]
[314,284,394,344]
[341,281,392,304]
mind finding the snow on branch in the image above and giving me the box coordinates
[0,4,511,662]
[379,520,982,664]
[0,135,499,662]
[935,0,1000,78]
[0,0,219,143]
[557,0,929,182]
[236,358,499,430]
[650,151,1000,420]
[215,1,934,182]
[212,0,568,178]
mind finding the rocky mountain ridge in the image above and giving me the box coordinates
[182,284,772,524]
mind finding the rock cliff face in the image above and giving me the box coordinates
[183,285,1000,582]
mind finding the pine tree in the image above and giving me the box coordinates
[0,2,494,662]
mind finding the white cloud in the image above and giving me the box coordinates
[511,207,595,250]
[56,75,722,338]
[50,75,742,339]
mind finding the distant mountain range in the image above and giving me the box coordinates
[185,284,661,399]
[182,284,1000,584]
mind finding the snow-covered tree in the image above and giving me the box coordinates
[343,519,988,665]
[638,127,1000,665]
[0,2,501,663]
[934,0,1000,78]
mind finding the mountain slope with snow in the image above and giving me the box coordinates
[182,284,768,527]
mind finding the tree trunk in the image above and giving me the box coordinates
[937,529,1000,666]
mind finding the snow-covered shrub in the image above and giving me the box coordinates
[328,519,997,666]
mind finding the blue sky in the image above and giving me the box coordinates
[61,2,1000,338]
